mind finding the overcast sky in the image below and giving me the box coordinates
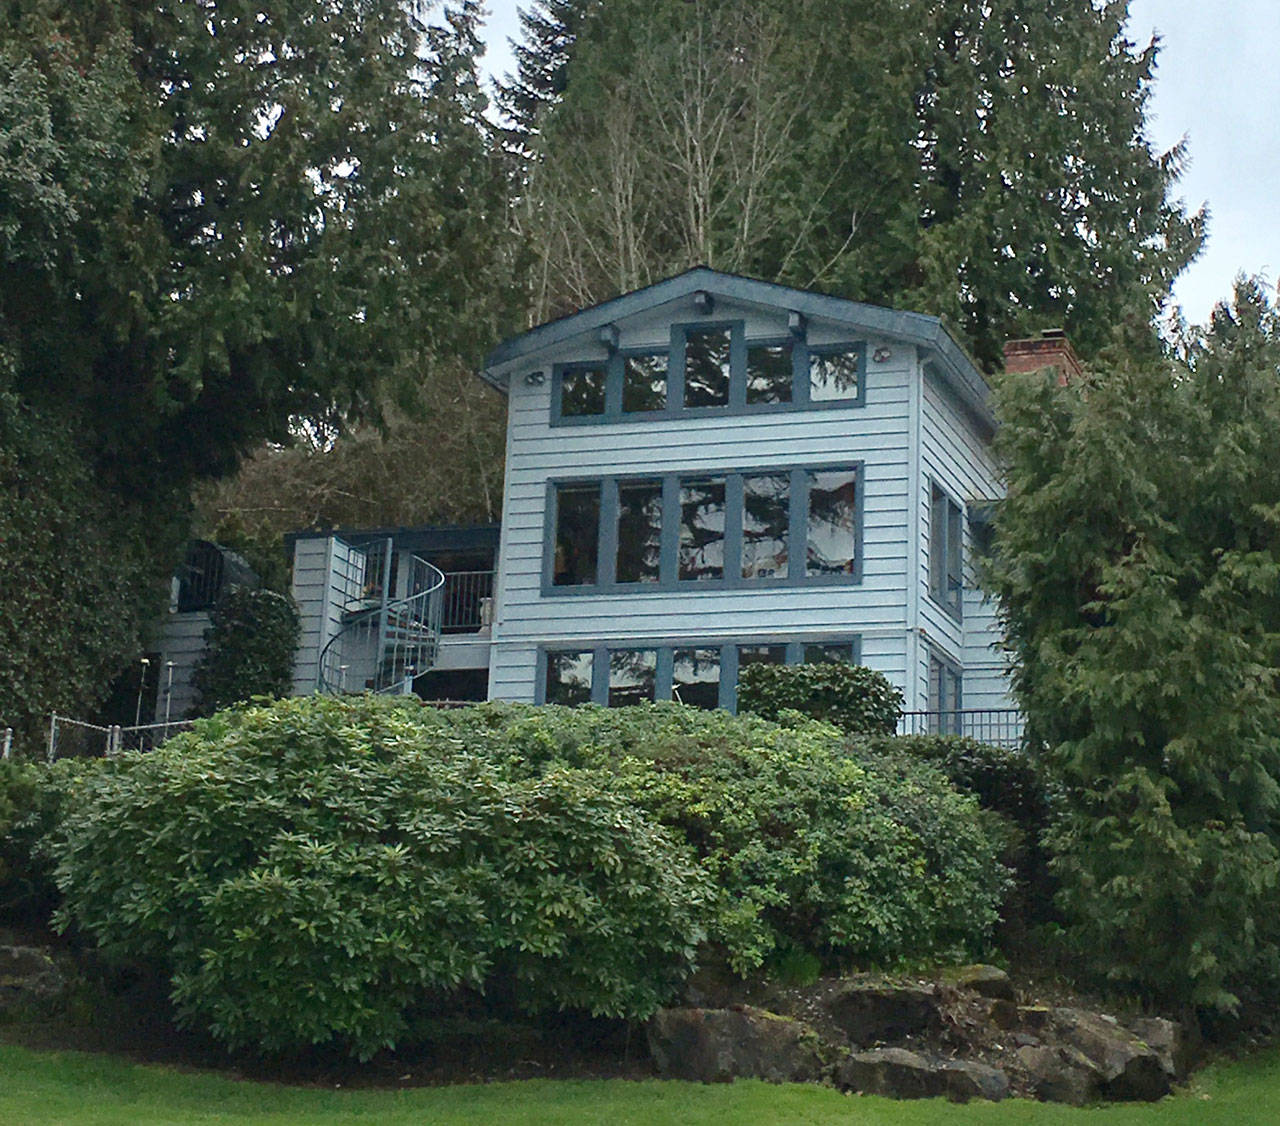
[476,1,1278,326]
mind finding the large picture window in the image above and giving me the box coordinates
[678,477,727,580]
[545,464,861,592]
[552,483,600,586]
[551,324,866,425]
[616,479,663,583]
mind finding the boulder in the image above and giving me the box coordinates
[947,965,1016,1002]
[838,1047,1008,1102]
[825,979,941,1046]
[1130,1016,1192,1080]
[1051,1008,1171,1101]
[1016,1044,1099,1106]
[0,945,66,1016]
[646,1006,828,1084]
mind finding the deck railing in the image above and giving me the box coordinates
[897,708,1024,749]
[441,570,494,634]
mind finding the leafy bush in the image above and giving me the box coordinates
[0,758,93,926]
[190,586,300,716]
[737,662,903,735]
[412,702,1008,975]
[51,696,707,1059]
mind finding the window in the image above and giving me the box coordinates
[809,347,863,402]
[684,328,731,408]
[746,342,793,405]
[551,325,866,425]
[741,473,789,580]
[559,364,607,418]
[616,479,663,583]
[806,468,858,576]
[545,464,861,591]
[609,649,657,705]
[552,483,600,586]
[929,482,963,616]
[672,647,721,709]
[678,476,727,580]
[541,636,859,709]
[623,353,667,413]
[804,642,855,664]
[928,653,963,734]
[545,650,594,705]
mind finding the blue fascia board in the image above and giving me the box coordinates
[480,266,992,428]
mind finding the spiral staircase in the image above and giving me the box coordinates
[317,542,445,695]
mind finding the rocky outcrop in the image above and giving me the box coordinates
[0,945,67,1016]
[646,1006,830,1084]
[943,964,1016,1002]
[824,978,941,1045]
[838,1047,1009,1102]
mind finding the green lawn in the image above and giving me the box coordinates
[4,1043,1280,1126]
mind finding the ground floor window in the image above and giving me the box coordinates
[539,636,859,711]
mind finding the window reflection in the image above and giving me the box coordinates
[623,354,667,413]
[803,642,854,664]
[608,649,657,706]
[672,647,721,709]
[738,644,787,667]
[742,473,789,580]
[747,343,793,405]
[806,468,858,576]
[616,479,663,583]
[684,329,731,408]
[560,365,607,416]
[545,650,594,705]
[809,349,861,402]
[679,477,726,580]
[553,483,600,586]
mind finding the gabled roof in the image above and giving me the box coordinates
[481,267,992,427]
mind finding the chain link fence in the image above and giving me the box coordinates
[46,714,193,761]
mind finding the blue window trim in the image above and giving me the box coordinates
[543,461,865,596]
[535,633,863,712]
[928,477,965,622]
[547,319,867,426]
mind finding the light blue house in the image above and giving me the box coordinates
[290,268,1034,741]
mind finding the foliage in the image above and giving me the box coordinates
[0,394,180,743]
[986,279,1280,1010]
[51,696,707,1059]
[0,1,523,718]
[0,757,92,926]
[737,662,903,736]
[414,702,1007,975]
[189,587,301,717]
[508,0,1201,365]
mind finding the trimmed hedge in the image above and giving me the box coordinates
[190,586,301,716]
[737,661,903,735]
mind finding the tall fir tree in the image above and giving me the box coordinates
[512,0,1203,366]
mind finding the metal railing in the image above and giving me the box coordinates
[897,708,1024,749]
[441,570,494,633]
[318,554,446,695]
[46,714,193,760]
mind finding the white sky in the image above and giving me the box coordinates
[476,1,1278,326]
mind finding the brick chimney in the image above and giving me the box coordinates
[1002,328,1083,384]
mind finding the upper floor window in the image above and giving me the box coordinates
[545,463,862,593]
[927,651,963,734]
[929,481,963,618]
[550,321,866,425]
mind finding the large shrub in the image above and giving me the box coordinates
[190,586,301,716]
[52,697,707,1058]
[412,702,1007,974]
[737,662,903,735]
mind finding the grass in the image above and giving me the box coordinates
[4,1044,1280,1126]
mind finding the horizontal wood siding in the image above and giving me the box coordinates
[490,308,915,703]
[154,611,211,720]
[917,370,1015,710]
[290,536,362,694]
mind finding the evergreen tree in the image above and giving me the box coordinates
[0,0,520,736]
[515,0,1203,365]
[987,278,1280,1010]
